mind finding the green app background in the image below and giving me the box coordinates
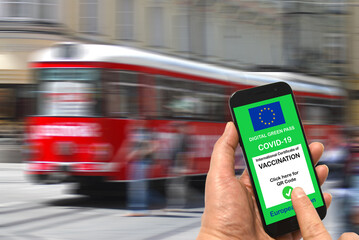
[233,94,324,225]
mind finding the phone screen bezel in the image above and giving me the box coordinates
[229,82,327,237]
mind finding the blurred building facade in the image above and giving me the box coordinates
[0,1,74,121]
[348,3,359,126]
[0,0,353,123]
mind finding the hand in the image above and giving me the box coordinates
[197,122,357,240]
[291,187,359,240]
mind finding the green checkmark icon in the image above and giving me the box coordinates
[282,186,293,200]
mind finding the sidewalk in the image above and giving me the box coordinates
[0,145,24,163]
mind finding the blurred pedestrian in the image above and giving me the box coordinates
[321,132,349,180]
[170,123,192,174]
[345,128,359,232]
[124,120,156,216]
[166,122,192,209]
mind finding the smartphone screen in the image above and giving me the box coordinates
[230,82,326,236]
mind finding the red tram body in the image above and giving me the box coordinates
[25,43,346,191]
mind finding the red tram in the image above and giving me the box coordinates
[25,43,346,193]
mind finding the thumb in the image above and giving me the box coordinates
[208,122,238,177]
[291,187,331,240]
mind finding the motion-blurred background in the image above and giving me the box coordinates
[0,0,358,239]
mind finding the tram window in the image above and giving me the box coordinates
[105,71,139,118]
[300,97,344,125]
[328,100,345,124]
[195,83,226,122]
[156,76,196,119]
[155,76,227,122]
[36,69,101,117]
[303,105,330,124]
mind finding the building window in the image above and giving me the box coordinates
[0,0,58,22]
[0,88,15,118]
[79,0,98,33]
[1,0,35,19]
[117,0,134,40]
[173,15,189,52]
[206,20,216,57]
[350,90,359,100]
[223,25,240,61]
[147,7,164,47]
[323,33,346,64]
[323,0,347,14]
[37,0,58,22]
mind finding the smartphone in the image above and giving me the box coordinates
[229,82,326,237]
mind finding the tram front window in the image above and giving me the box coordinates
[36,68,101,117]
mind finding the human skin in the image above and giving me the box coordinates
[197,122,359,240]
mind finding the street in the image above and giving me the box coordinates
[0,163,202,240]
[0,163,350,240]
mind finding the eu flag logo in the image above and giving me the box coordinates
[249,101,285,131]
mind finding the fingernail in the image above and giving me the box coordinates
[319,142,325,151]
[292,187,306,198]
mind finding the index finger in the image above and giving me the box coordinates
[291,187,331,240]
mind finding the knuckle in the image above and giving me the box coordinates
[302,221,329,240]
